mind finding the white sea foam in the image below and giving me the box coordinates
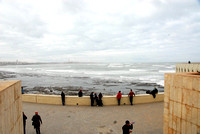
[129,69,146,72]
[159,70,175,73]
[107,63,124,68]
[0,62,175,91]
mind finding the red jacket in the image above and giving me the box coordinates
[116,93,122,100]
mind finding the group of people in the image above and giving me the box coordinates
[116,89,135,105]
[90,92,103,106]
[61,87,158,106]
[23,111,133,134]
[23,112,42,134]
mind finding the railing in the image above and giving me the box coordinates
[175,63,200,73]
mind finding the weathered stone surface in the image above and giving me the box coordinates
[164,73,200,134]
[0,81,22,134]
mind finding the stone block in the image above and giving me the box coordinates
[170,86,174,101]
[169,114,173,128]
[198,92,200,109]
[177,103,182,118]
[187,90,193,106]
[177,87,182,103]
[164,83,170,97]
[168,128,173,134]
[191,124,197,134]
[164,111,169,122]
[181,119,186,134]
[191,91,198,108]
[192,77,200,91]
[173,102,178,117]
[183,77,192,90]
[186,121,192,134]
[164,95,169,103]
[198,109,200,126]
[164,107,169,116]
[169,101,174,115]
[182,104,186,120]
[163,122,168,134]
[191,108,198,125]
[186,105,192,122]
[182,88,188,105]
[198,126,200,134]
[172,116,177,130]
[176,117,181,133]
[22,94,37,103]
[174,87,178,102]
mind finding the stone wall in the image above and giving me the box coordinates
[164,72,200,134]
[176,63,200,73]
[0,80,23,134]
[22,93,164,105]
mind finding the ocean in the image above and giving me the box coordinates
[0,62,175,95]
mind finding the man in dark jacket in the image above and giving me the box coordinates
[32,112,42,134]
[122,120,133,134]
[78,89,83,97]
[61,91,65,105]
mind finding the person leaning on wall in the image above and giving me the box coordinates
[128,89,135,105]
[116,91,122,105]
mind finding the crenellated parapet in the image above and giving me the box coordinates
[176,63,200,73]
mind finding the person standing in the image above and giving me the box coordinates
[116,91,122,105]
[90,92,94,106]
[61,91,65,105]
[78,89,83,97]
[128,89,135,105]
[98,92,103,106]
[23,112,27,134]
[94,92,98,106]
[122,120,133,134]
[32,112,42,134]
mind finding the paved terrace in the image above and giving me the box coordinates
[23,102,163,134]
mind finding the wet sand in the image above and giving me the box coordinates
[23,102,163,134]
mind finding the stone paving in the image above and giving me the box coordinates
[23,102,163,134]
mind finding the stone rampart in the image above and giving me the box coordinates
[0,80,23,134]
[176,63,200,73]
[164,72,200,134]
[22,93,164,105]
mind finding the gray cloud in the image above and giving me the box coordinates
[0,0,200,62]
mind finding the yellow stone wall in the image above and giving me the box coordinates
[0,80,23,134]
[176,63,200,73]
[22,93,164,105]
[164,72,200,134]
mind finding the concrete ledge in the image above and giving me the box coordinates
[22,93,164,106]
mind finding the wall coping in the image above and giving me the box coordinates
[22,93,164,106]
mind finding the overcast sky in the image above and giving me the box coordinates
[0,0,200,63]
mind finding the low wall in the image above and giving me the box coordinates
[22,93,164,106]
[176,63,200,73]
[0,80,23,134]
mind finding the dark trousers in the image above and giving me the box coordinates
[117,99,121,105]
[36,127,40,134]
[62,98,65,105]
[23,125,26,134]
[91,99,94,106]
[130,96,133,105]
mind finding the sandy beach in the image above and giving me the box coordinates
[23,102,163,134]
